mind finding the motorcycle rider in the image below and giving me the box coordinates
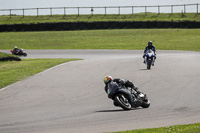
[143,41,156,65]
[13,46,20,54]
[104,75,141,107]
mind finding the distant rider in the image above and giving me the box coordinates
[13,46,20,54]
[104,75,141,106]
[143,41,156,65]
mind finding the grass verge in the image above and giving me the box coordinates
[112,123,200,133]
[0,58,80,89]
[0,51,18,58]
[0,13,200,25]
[0,29,200,51]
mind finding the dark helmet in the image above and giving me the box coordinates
[148,41,153,46]
[104,75,113,84]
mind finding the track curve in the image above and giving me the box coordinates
[0,50,200,133]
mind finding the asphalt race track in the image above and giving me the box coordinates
[0,50,200,133]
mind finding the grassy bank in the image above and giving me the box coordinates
[0,13,200,25]
[0,58,79,89]
[0,51,17,58]
[112,123,200,133]
[0,29,200,51]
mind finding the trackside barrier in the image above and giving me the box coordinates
[0,4,199,17]
[0,21,200,32]
[0,56,21,61]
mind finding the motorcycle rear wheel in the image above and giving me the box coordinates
[141,100,150,108]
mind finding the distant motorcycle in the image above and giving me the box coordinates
[107,85,150,110]
[10,49,27,57]
[144,49,155,69]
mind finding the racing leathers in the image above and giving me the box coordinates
[143,45,156,64]
[144,45,156,55]
[113,78,141,94]
[14,47,20,54]
[104,78,141,107]
[104,78,141,97]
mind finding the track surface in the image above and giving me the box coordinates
[0,50,200,133]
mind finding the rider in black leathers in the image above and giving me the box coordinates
[144,41,156,54]
[104,75,141,107]
[143,41,156,65]
[13,46,20,54]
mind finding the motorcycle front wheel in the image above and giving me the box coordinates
[23,53,27,57]
[114,94,132,110]
[147,60,152,69]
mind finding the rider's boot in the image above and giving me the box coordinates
[143,59,146,64]
[143,55,146,64]
[131,99,140,108]
[131,101,136,108]
[152,57,155,66]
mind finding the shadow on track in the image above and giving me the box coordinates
[96,109,125,112]
[139,69,150,70]
[96,108,142,113]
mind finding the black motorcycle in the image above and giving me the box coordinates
[10,49,27,57]
[107,84,150,110]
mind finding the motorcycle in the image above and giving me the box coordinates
[10,49,27,57]
[107,84,150,110]
[144,49,155,69]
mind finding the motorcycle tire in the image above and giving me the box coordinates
[23,53,27,57]
[114,94,132,110]
[141,100,150,108]
[147,60,151,69]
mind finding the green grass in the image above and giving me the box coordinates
[0,29,200,51]
[112,123,200,133]
[0,58,80,89]
[0,13,200,25]
[0,52,17,58]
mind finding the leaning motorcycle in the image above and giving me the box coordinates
[107,85,150,110]
[10,49,27,57]
[144,49,155,69]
